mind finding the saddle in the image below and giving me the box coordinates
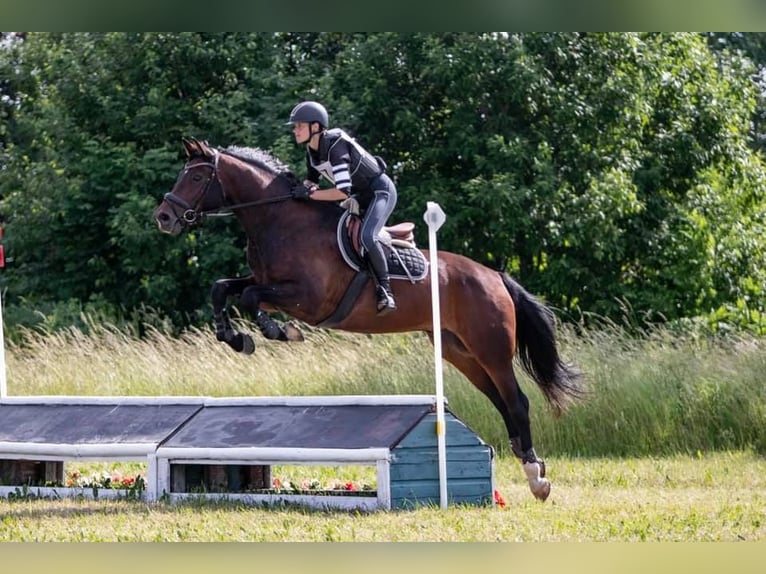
[347,217,416,254]
[337,211,428,282]
[318,212,429,328]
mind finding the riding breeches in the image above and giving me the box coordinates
[360,174,397,283]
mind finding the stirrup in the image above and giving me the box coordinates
[376,287,397,316]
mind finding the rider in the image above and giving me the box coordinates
[286,100,397,316]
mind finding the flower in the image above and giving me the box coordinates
[494,489,507,508]
[64,469,144,491]
[269,477,373,494]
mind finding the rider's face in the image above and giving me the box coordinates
[293,122,310,144]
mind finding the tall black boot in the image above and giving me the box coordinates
[376,276,397,316]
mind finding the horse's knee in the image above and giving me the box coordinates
[210,280,229,305]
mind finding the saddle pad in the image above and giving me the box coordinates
[336,211,429,282]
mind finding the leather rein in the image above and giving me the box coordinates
[162,149,293,225]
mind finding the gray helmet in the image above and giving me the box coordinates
[286,101,329,128]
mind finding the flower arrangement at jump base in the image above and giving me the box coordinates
[271,478,508,507]
[65,469,145,491]
[270,477,375,496]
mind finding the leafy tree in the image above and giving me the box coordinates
[1,32,765,336]
[323,33,766,327]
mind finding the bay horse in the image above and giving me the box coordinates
[154,137,583,501]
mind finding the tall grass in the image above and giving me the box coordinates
[5,318,766,457]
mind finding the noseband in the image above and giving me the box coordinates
[162,151,223,226]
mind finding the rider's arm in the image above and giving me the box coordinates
[309,188,349,201]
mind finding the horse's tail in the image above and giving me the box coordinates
[501,272,584,414]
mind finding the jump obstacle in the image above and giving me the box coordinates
[0,204,490,510]
[0,394,495,510]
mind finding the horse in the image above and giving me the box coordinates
[153,137,583,501]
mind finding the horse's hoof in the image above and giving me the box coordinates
[523,461,550,502]
[284,322,305,342]
[240,334,255,355]
[531,479,551,502]
[229,333,255,354]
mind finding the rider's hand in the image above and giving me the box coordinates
[291,183,314,200]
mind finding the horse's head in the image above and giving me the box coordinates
[154,137,226,235]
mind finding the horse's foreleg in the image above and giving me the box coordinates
[211,278,256,354]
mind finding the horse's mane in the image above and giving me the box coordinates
[222,145,300,186]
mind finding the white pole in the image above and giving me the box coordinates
[0,286,6,398]
[0,230,5,397]
[423,201,447,509]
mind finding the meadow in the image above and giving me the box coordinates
[1,319,765,541]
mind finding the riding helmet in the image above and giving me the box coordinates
[286,101,329,128]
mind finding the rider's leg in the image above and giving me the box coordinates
[360,182,397,315]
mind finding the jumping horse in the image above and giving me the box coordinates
[154,137,583,501]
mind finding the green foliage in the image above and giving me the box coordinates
[1,33,766,335]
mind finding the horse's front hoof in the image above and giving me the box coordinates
[240,334,255,354]
[228,332,255,354]
[284,322,305,342]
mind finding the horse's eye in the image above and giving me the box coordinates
[192,173,203,182]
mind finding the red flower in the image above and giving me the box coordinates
[344,481,356,491]
[494,489,507,508]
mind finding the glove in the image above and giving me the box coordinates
[291,184,313,200]
[339,194,360,216]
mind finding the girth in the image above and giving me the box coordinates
[316,212,429,327]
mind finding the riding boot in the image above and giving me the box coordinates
[376,276,397,316]
[366,241,397,316]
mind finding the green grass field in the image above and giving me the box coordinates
[1,320,765,541]
[0,452,763,541]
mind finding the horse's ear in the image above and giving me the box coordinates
[181,137,196,158]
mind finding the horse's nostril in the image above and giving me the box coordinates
[158,212,170,222]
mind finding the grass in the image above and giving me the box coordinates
[7,318,765,457]
[2,318,765,541]
[0,451,763,541]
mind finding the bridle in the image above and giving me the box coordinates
[163,149,294,226]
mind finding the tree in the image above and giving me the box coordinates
[325,33,766,326]
[1,33,765,335]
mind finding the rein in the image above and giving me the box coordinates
[204,193,295,218]
[163,149,294,224]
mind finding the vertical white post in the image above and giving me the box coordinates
[424,201,447,509]
[0,286,6,398]
[0,229,5,398]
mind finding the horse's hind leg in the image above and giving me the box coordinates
[438,330,551,501]
[239,286,304,342]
